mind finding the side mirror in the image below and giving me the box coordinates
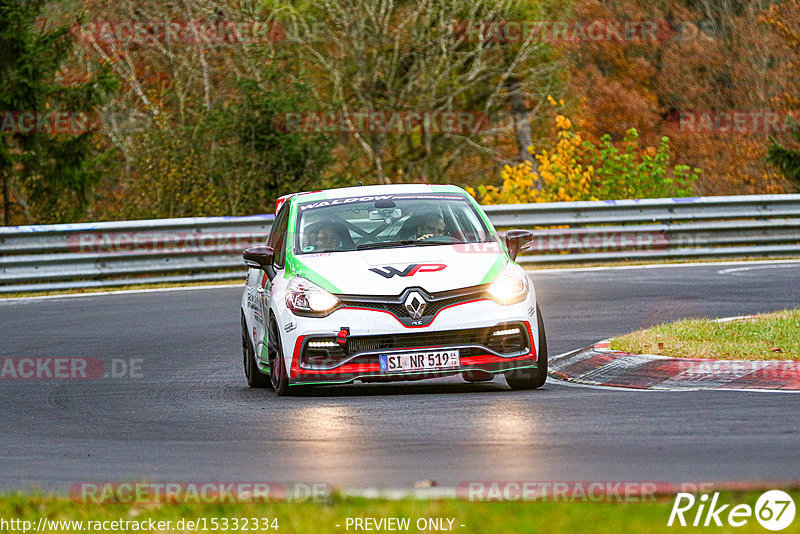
[243,246,276,280]
[503,229,533,261]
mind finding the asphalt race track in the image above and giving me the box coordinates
[1,261,799,491]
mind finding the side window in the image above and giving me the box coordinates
[453,204,487,242]
[269,203,291,269]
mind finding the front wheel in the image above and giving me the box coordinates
[267,317,291,396]
[242,315,270,388]
[505,304,548,390]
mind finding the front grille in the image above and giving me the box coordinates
[299,323,530,369]
[348,327,489,352]
[338,285,488,319]
[347,348,485,365]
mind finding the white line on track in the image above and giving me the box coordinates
[717,262,800,274]
[0,283,244,305]
[527,258,800,275]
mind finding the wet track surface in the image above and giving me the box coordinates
[1,261,799,490]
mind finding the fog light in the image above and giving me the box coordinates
[308,340,337,348]
[492,327,521,337]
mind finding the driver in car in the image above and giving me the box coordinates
[304,221,343,252]
[415,213,447,240]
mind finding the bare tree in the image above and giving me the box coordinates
[275,0,556,185]
[73,0,299,216]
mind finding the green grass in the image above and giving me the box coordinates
[610,309,800,361]
[0,492,797,533]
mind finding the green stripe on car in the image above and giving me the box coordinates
[480,253,507,284]
[296,191,326,203]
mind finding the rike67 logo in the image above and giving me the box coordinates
[668,490,796,530]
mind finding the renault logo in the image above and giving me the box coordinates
[403,291,427,319]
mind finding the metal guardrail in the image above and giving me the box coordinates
[1,194,799,293]
[482,195,800,266]
[0,215,274,293]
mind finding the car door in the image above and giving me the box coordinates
[252,202,290,360]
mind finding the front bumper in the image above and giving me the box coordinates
[287,320,538,386]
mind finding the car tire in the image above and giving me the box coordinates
[268,317,291,396]
[505,304,548,390]
[242,314,270,388]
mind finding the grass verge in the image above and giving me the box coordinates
[610,309,800,361]
[0,492,795,534]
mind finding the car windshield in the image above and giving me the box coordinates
[294,193,492,254]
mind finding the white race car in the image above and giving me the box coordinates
[240,184,546,395]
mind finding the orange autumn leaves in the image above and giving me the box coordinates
[469,100,700,205]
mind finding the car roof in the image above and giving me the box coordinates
[274,184,468,215]
[293,183,466,203]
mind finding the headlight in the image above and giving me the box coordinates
[285,276,340,316]
[486,263,529,305]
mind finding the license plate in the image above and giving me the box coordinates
[379,350,460,373]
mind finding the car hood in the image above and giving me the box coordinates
[290,243,507,295]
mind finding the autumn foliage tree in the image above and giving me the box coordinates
[469,105,699,204]
[5,0,800,225]
[561,0,795,195]
[762,0,800,190]
[273,0,560,185]
[0,0,115,224]
[72,0,334,220]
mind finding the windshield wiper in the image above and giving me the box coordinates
[356,239,472,250]
[356,239,418,250]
